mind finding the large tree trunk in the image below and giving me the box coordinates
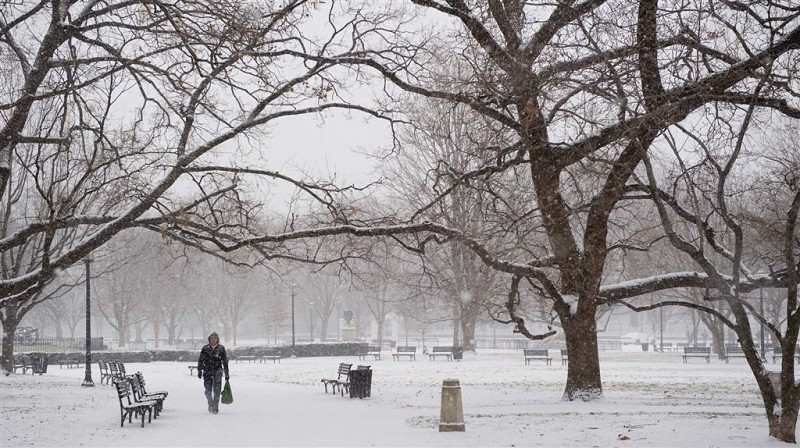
[699,312,726,359]
[134,321,145,342]
[1,321,17,373]
[763,369,800,443]
[53,317,63,339]
[1,300,29,373]
[770,408,799,443]
[152,317,161,348]
[376,318,384,345]
[168,326,177,346]
[562,307,602,401]
[320,315,329,341]
[461,317,476,352]
[116,325,127,348]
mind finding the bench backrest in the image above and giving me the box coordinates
[336,363,352,380]
[368,346,381,353]
[523,349,549,356]
[432,346,453,353]
[560,349,568,356]
[114,378,134,405]
[684,346,710,353]
[725,345,743,354]
[109,361,120,377]
[396,346,416,353]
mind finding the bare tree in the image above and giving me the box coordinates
[1,0,398,320]
[330,0,800,402]
[635,105,800,441]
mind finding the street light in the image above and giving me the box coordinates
[759,287,766,361]
[659,305,664,352]
[290,284,296,354]
[309,302,314,342]
[81,256,94,387]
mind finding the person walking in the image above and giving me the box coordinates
[197,332,229,414]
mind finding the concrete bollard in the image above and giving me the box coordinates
[439,378,465,432]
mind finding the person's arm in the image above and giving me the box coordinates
[221,346,230,380]
[197,347,206,378]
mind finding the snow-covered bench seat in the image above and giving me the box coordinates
[723,345,747,363]
[358,346,382,361]
[523,349,552,366]
[392,346,416,361]
[321,362,352,395]
[682,346,711,363]
[428,346,454,361]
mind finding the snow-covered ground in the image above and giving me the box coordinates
[0,349,785,447]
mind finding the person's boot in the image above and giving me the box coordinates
[213,403,219,414]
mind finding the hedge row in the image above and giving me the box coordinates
[231,342,368,358]
[20,342,370,364]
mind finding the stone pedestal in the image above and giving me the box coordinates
[341,326,356,341]
[439,378,465,432]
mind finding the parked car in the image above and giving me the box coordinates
[620,332,648,344]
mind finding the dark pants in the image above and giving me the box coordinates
[203,369,223,409]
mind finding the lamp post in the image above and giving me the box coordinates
[760,287,766,361]
[309,302,314,342]
[290,284,296,355]
[659,305,664,352]
[81,256,94,387]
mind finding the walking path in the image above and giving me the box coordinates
[1,352,773,447]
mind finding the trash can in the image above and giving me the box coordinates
[30,355,47,375]
[453,346,464,361]
[641,343,649,352]
[349,367,372,399]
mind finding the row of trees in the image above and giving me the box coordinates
[14,228,490,350]
[1,0,799,442]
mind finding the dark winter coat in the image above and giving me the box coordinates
[197,344,229,378]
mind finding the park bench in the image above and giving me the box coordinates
[12,355,47,375]
[258,348,282,363]
[560,349,569,366]
[682,346,711,363]
[321,362,353,395]
[188,365,198,376]
[428,346,454,361]
[523,349,552,366]
[723,345,747,363]
[132,372,168,416]
[130,374,164,418]
[99,360,112,385]
[12,355,30,374]
[55,359,81,369]
[113,378,158,428]
[109,361,132,382]
[234,349,259,363]
[358,346,382,361]
[392,346,417,361]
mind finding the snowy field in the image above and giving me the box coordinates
[0,349,785,447]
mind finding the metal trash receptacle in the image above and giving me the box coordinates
[349,367,372,399]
